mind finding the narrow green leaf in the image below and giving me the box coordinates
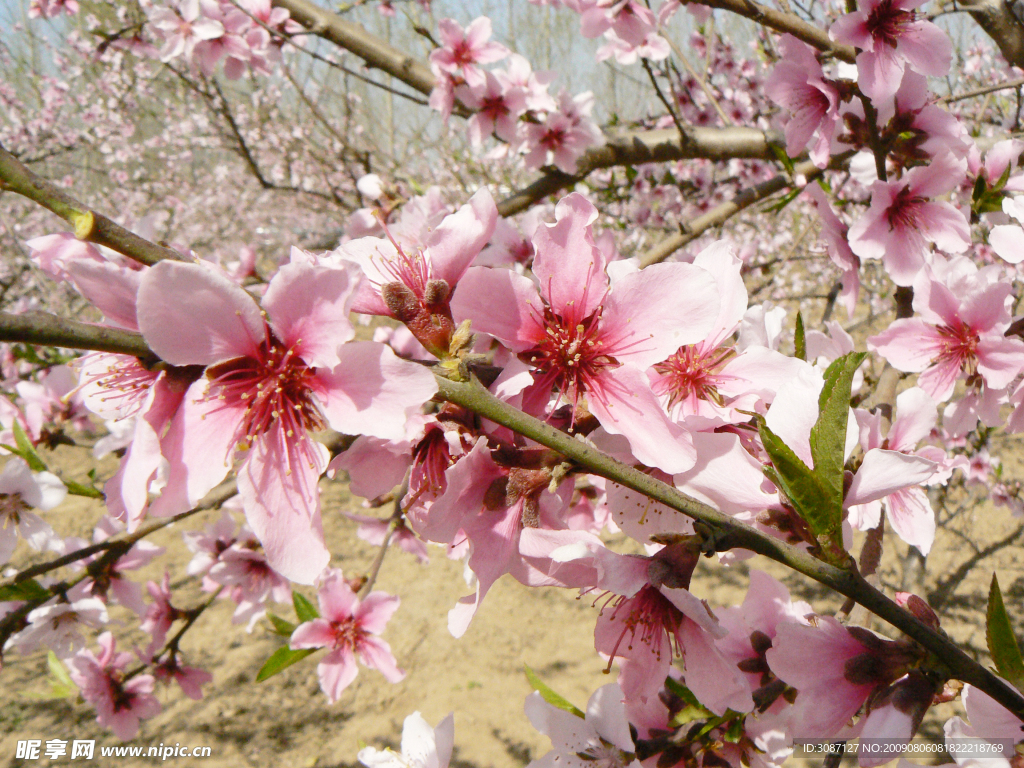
[64,480,103,499]
[293,591,319,623]
[758,421,843,559]
[0,579,50,602]
[771,144,796,175]
[48,651,75,690]
[986,575,1024,692]
[267,613,297,637]
[524,664,585,718]
[794,312,806,362]
[809,352,867,526]
[11,421,47,472]
[256,646,316,682]
[665,678,712,727]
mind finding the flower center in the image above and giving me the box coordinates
[602,584,683,668]
[886,186,927,232]
[0,493,27,529]
[521,307,618,410]
[329,616,367,651]
[935,322,979,376]
[653,344,736,408]
[865,0,915,48]
[205,337,325,443]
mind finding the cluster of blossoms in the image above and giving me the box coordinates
[427,17,604,174]
[7,0,1024,759]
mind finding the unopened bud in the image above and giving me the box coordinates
[423,279,450,307]
[381,282,419,323]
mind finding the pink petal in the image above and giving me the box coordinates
[355,591,401,635]
[290,618,335,648]
[65,261,141,330]
[845,449,936,506]
[357,635,405,682]
[587,365,697,474]
[263,262,357,369]
[425,187,498,286]
[885,486,935,554]
[137,261,264,365]
[317,341,437,441]
[317,647,359,703]
[450,266,545,352]
[237,428,330,584]
[531,193,607,326]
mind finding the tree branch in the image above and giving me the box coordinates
[5,309,1023,719]
[691,0,857,62]
[0,146,185,267]
[498,126,783,217]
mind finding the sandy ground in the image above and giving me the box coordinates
[1,431,1023,768]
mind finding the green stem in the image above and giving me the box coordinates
[3,309,1023,719]
[0,146,184,267]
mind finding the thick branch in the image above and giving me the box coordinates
[968,0,1024,69]
[0,146,184,266]
[0,311,155,359]
[272,0,436,95]
[692,0,856,62]
[498,127,783,217]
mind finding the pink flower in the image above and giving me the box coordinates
[69,632,160,740]
[765,35,841,168]
[429,17,509,89]
[830,0,952,102]
[336,188,497,358]
[452,193,720,474]
[137,260,437,583]
[457,71,527,147]
[868,258,1024,401]
[848,154,970,286]
[0,457,65,564]
[289,569,404,703]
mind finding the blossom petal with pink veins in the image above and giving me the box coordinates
[149,379,241,518]
[317,647,360,703]
[262,262,357,369]
[357,635,405,682]
[65,261,141,330]
[425,188,498,285]
[681,618,754,715]
[674,431,778,517]
[886,487,936,554]
[715,346,808,399]
[976,337,1024,389]
[531,193,606,325]
[237,426,330,584]
[917,358,962,402]
[921,202,971,255]
[317,341,436,441]
[137,261,264,365]
[846,449,936,507]
[897,21,953,76]
[588,683,635,753]
[868,319,942,372]
[290,618,336,648]
[587,365,697,474]
[605,478,695,540]
[960,282,1012,332]
[355,592,402,635]
[599,262,719,368]
[858,46,905,102]
[330,436,410,500]
[316,571,359,621]
[450,266,545,352]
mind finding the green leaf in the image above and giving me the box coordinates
[0,579,50,602]
[23,652,77,700]
[64,480,103,499]
[808,352,867,536]
[292,591,319,623]
[48,650,75,690]
[986,575,1024,692]
[771,144,796,175]
[256,646,317,682]
[11,421,48,472]
[524,664,585,718]
[762,187,801,214]
[267,613,297,637]
[794,312,806,362]
[758,421,845,563]
[665,678,712,727]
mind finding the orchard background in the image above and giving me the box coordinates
[3,0,1024,766]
